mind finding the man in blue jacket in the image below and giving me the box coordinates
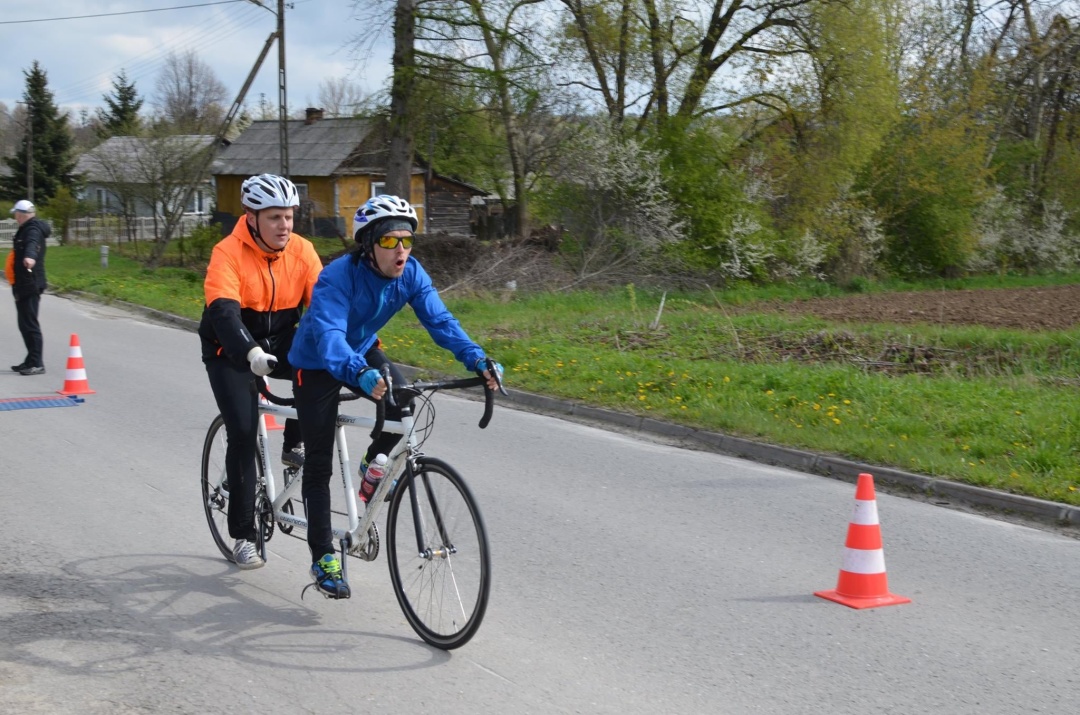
[288,195,502,598]
[9,200,50,375]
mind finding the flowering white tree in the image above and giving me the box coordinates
[538,118,686,282]
[970,188,1078,274]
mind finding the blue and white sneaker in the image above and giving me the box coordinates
[233,539,265,570]
[310,554,350,599]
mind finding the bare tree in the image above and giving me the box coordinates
[351,0,556,238]
[0,102,17,157]
[317,77,367,117]
[136,130,217,265]
[554,0,818,128]
[75,137,146,252]
[153,51,228,132]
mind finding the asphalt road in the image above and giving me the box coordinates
[1,293,1078,714]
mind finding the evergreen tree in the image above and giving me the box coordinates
[97,69,143,139]
[0,62,76,203]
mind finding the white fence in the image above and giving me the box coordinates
[0,215,210,247]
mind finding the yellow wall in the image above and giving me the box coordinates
[215,174,427,232]
[337,175,427,233]
[216,175,245,215]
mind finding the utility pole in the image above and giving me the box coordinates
[277,0,289,177]
[248,1,289,176]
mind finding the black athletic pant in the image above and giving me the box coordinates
[205,357,301,542]
[292,348,407,562]
[14,291,43,368]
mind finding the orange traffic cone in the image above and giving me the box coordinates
[260,394,284,431]
[57,334,96,396]
[815,473,911,609]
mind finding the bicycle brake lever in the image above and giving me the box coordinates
[486,357,508,397]
[381,364,396,407]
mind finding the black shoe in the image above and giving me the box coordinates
[281,446,305,469]
[18,366,45,376]
[11,362,27,372]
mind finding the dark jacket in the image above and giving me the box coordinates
[12,216,49,297]
[198,217,323,369]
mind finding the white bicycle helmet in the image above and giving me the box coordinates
[352,194,418,241]
[241,174,300,210]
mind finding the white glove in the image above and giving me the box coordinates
[247,346,277,377]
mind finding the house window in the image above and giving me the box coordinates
[295,183,309,199]
[96,188,108,212]
[372,182,387,197]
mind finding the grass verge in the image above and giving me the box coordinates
[15,245,1080,506]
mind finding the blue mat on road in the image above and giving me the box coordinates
[0,395,85,411]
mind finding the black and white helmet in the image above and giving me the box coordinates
[241,174,300,210]
[352,195,418,241]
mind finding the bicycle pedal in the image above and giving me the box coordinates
[300,582,352,601]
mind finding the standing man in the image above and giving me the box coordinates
[8,200,49,375]
[199,174,323,570]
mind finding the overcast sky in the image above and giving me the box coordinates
[0,0,392,118]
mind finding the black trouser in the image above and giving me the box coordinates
[14,291,43,368]
[205,357,302,542]
[292,348,406,562]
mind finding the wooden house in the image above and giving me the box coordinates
[211,109,486,238]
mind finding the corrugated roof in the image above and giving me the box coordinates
[76,135,215,183]
[212,117,374,177]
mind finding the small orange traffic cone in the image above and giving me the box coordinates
[57,334,96,396]
[259,394,284,431]
[815,473,911,609]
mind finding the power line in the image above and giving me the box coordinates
[51,4,268,106]
[0,1,248,25]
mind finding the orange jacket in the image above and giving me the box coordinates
[198,218,322,366]
[4,252,13,286]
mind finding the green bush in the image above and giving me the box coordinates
[187,222,222,263]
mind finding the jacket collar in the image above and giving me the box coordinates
[233,217,284,261]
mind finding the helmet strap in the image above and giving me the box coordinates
[246,210,286,253]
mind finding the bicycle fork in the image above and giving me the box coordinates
[408,464,456,560]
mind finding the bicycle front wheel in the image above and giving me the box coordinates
[386,457,491,650]
[201,415,233,561]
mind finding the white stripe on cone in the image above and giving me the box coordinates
[850,499,879,525]
[839,547,887,575]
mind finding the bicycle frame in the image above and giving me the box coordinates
[204,365,501,648]
[253,396,417,559]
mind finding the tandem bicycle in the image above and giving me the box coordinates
[200,360,505,649]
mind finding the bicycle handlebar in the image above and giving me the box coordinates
[254,359,504,439]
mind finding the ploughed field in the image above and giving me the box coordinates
[757,284,1080,331]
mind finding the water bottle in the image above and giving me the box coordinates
[359,453,388,504]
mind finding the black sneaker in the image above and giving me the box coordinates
[18,366,45,376]
[11,362,27,372]
[281,446,305,469]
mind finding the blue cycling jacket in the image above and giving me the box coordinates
[288,253,486,386]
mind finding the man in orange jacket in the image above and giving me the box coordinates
[198,174,322,569]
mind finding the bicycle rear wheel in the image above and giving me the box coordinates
[386,457,491,650]
[201,415,272,563]
[201,415,233,561]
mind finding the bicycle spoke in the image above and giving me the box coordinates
[387,458,490,649]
